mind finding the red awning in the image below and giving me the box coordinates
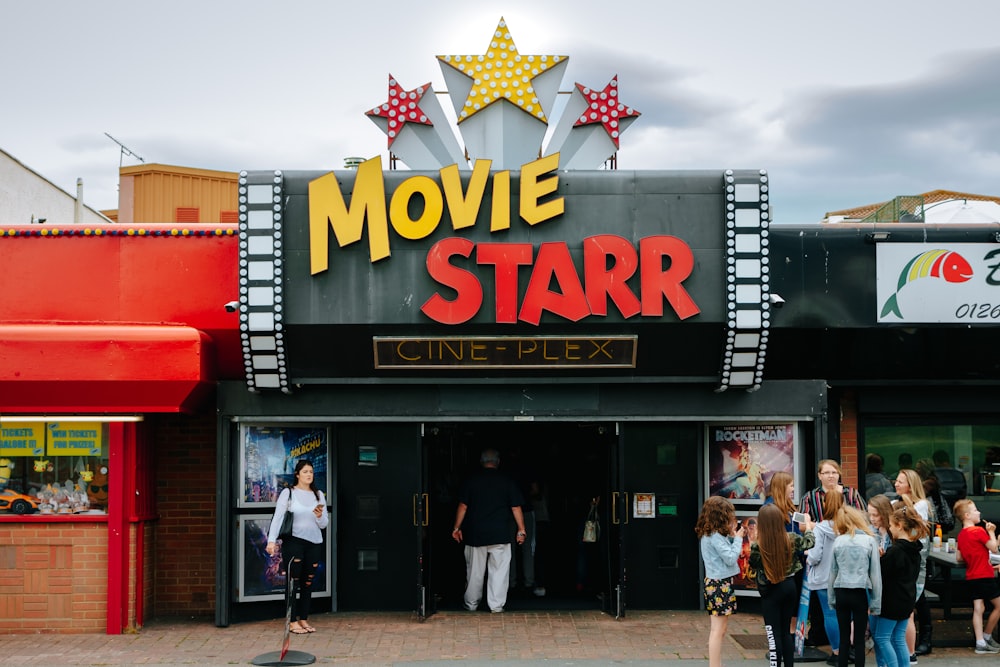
[0,325,215,413]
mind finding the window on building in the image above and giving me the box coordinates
[0,421,110,515]
[220,210,238,223]
[863,422,1000,499]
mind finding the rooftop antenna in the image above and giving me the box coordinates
[104,132,145,168]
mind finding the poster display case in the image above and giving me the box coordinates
[239,425,330,508]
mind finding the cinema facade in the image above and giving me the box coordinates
[2,156,998,633]
[3,23,1000,634]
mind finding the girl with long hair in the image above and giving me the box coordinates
[750,503,815,667]
[867,494,894,555]
[805,487,844,664]
[829,507,882,667]
[765,471,801,534]
[266,459,329,634]
[870,505,927,667]
[894,470,931,661]
[695,496,746,667]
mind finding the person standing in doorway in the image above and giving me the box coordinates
[452,448,526,613]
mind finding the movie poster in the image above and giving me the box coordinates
[237,515,330,602]
[707,424,796,505]
[727,510,761,596]
[239,425,330,508]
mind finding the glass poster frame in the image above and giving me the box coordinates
[238,425,331,508]
[237,514,331,602]
[704,423,799,506]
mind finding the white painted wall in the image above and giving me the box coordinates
[0,148,113,226]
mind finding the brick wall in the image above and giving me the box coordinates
[839,390,861,488]
[151,412,217,617]
[0,522,108,633]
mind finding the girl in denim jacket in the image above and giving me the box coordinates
[829,506,882,667]
[696,496,746,667]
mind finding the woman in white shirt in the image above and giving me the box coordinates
[267,459,329,634]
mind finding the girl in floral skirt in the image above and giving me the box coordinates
[696,496,746,667]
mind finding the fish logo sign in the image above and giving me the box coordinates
[880,249,973,318]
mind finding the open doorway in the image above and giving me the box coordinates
[424,421,615,612]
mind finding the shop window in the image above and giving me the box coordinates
[0,421,110,515]
[863,423,1000,499]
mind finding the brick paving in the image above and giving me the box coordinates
[0,609,985,666]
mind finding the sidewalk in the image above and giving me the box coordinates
[0,609,989,666]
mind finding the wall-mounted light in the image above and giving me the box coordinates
[0,415,144,423]
[866,231,891,243]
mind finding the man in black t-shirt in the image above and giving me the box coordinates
[452,449,526,613]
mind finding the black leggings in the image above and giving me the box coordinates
[282,536,323,621]
[835,588,868,667]
[761,577,798,667]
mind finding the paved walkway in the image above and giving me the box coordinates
[0,609,988,666]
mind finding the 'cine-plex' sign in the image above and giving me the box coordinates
[373,336,637,369]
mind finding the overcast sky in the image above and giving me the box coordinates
[3,1,999,223]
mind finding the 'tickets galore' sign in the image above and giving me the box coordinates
[308,154,702,325]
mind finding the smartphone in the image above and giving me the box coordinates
[792,511,807,523]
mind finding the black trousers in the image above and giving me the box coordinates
[834,588,868,667]
[282,536,323,621]
[761,577,798,667]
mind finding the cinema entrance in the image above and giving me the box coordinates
[330,419,718,617]
[217,379,827,625]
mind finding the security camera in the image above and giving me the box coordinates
[767,294,785,307]
[224,300,239,313]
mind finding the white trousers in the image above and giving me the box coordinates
[464,543,511,612]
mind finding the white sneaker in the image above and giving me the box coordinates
[974,642,999,654]
[986,636,1000,650]
[533,587,546,597]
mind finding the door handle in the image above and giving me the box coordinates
[612,492,629,524]
[413,493,430,527]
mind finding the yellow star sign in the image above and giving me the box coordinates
[437,17,566,124]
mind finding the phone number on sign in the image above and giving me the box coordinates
[955,303,1000,320]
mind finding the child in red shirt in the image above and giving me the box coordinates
[954,499,1000,653]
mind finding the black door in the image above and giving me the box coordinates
[617,422,701,610]
[336,423,424,610]
[423,421,614,612]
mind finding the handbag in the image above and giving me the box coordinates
[278,510,294,541]
[277,489,294,541]
[582,505,599,543]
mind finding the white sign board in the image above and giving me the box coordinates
[876,243,1000,323]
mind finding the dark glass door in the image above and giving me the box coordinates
[335,423,424,610]
[617,422,701,610]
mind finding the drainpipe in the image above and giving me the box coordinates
[75,178,84,225]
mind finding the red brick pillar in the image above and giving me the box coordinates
[839,390,861,489]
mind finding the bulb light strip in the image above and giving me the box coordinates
[238,170,289,394]
[717,169,770,392]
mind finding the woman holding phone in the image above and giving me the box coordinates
[267,459,329,634]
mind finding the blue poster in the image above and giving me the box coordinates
[240,426,329,507]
